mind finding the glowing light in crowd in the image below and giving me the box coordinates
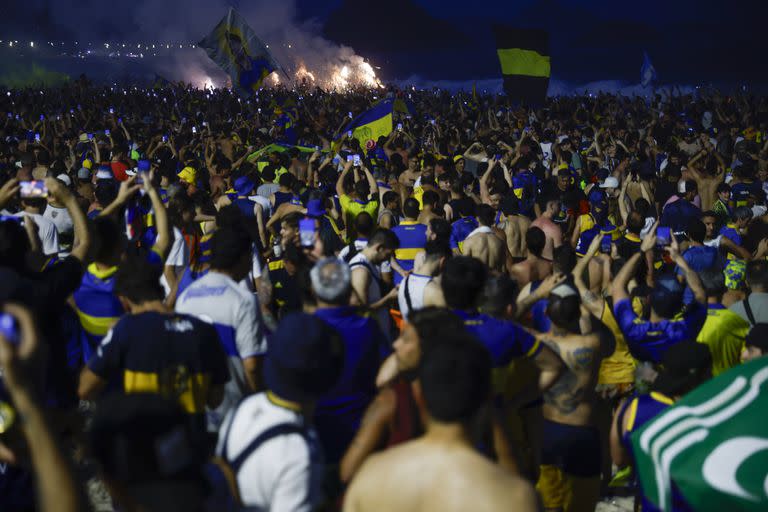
[271,73,280,85]
[30,41,34,48]
[295,64,316,82]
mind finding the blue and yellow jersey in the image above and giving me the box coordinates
[87,312,229,415]
[450,216,478,252]
[620,392,674,451]
[454,309,541,396]
[719,223,742,260]
[73,263,124,363]
[391,220,427,285]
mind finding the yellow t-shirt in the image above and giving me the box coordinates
[339,194,379,242]
[598,300,637,385]
[696,304,750,377]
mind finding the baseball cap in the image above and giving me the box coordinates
[745,324,768,352]
[177,166,197,185]
[599,176,619,189]
[77,167,91,180]
[56,173,71,187]
[264,312,344,403]
[96,165,114,180]
[654,342,712,396]
[233,176,255,197]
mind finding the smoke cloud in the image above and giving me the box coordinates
[19,0,382,89]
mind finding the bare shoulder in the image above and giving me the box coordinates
[459,456,539,511]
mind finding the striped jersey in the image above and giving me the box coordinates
[73,263,124,363]
[391,221,427,285]
[176,271,268,430]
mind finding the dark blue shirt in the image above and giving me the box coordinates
[660,199,701,233]
[453,310,541,367]
[613,298,707,364]
[313,306,389,463]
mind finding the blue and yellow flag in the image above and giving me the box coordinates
[198,8,286,96]
[337,99,394,152]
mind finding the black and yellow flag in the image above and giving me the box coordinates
[493,26,550,104]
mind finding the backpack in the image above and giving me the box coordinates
[212,402,308,508]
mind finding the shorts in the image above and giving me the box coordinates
[540,419,601,476]
[537,420,601,510]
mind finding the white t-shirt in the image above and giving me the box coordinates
[216,393,321,512]
[43,204,74,235]
[398,273,432,321]
[176,271,267,430]
[540,142,553,170]
[161,228,191,296]
[18,212,59,255]
[248,194,272,218]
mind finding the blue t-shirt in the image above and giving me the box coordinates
[613,298,707,364]
[313,306,389,463]
[660,199,701,233]
[678,245,722,304]
[453,310,541,367]
[450,216,479,251]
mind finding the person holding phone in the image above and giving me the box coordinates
[611,224,708,364]
[16,181,59,256]
[336,160,380,243]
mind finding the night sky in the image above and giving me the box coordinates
[1,0,766,86]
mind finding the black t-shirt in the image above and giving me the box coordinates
[88,312,230,416]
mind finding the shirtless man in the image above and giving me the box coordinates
[510,226,553,288]
[462,204,507,273]
[524,283,609,512]
[499,196,531,260]
[531,194,563,260]
[344,338,538,512]
[417,190,442,225]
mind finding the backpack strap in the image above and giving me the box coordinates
[350,260,384,293]
[403,274,414,313]
[228,423,308,472]
[743,296,756,326]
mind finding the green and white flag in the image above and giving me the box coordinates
[631,357,768,511]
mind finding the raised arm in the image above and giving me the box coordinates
[0,304,86,512]
[573,234,604,317]
[479,157,497,204]
[362,165,379,198]
[146,171,171,261]
[336,160,353,198]
[667,234,706,304]
[98,175,142,218]
[44,178,91,263]
[613,222,656,300]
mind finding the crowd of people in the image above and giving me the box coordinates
[0,78,767,511]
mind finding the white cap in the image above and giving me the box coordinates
[600,176,619,189]
[551,283,578,298]
[56,173,72,187]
